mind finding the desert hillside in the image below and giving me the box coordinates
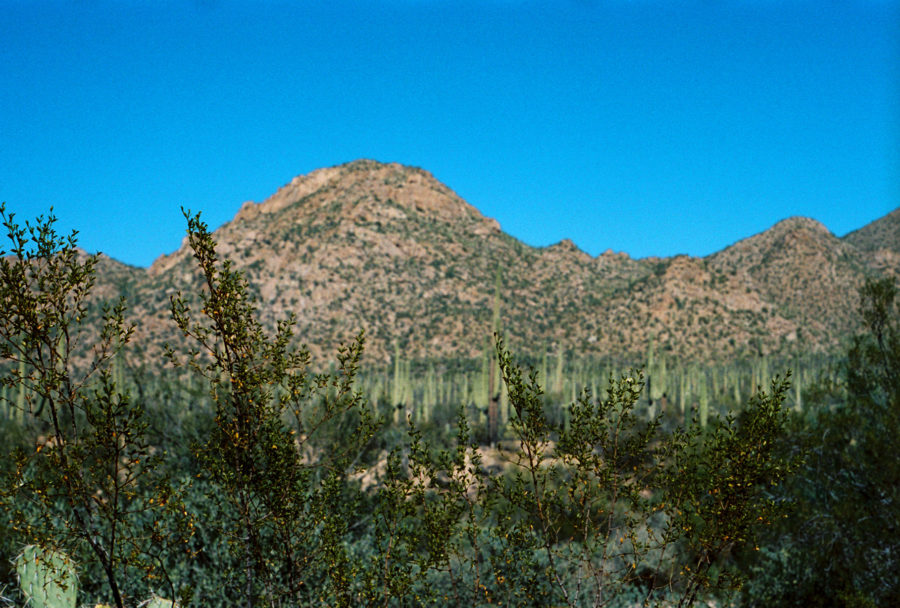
[93,160,898,366]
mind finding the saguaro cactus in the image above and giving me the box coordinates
[731,367,742,406]
[698,371,709,428]
[391,342,411,424]
[553,349,565,396]
[487,267,504,444]
[423,364,436,423]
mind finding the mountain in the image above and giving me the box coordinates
[101,160,897,366]
[842,208,900,279]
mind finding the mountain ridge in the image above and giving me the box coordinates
[91,160,897,365]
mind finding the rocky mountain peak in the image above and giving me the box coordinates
[771,216,831,234]
[541,238,591,263]
[149,160,503,277]
[256,160,490,223]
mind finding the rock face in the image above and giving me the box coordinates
[100,160,899,365]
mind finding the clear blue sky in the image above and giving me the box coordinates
[2,0,898,267]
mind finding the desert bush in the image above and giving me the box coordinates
[0,204,190,608]
[744,278,900,607]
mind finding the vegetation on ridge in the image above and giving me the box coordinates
[94,161,898,365]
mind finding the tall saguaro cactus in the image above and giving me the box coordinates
[487,266,504,444]
[731,367,742,406]
[391,341,411,425]
[553,349,565,396]
[698,370,709,428]
[647,333,656,401]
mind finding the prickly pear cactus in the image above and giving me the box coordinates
[14,545,78,608]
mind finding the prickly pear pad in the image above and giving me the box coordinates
[14,545,78,608]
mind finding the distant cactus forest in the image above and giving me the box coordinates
[0,204,897,608]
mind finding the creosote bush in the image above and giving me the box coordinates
[0,204,190,608]
[167,210,379,607]
[744,278,899,607]
[487,336,795,607]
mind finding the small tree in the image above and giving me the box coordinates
[167,210,379,607]
[663,374,795,607]
[0,204,188,608]
[492,334,795,607]
[747,278,900,607]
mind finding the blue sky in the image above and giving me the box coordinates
[1,0,898,267]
